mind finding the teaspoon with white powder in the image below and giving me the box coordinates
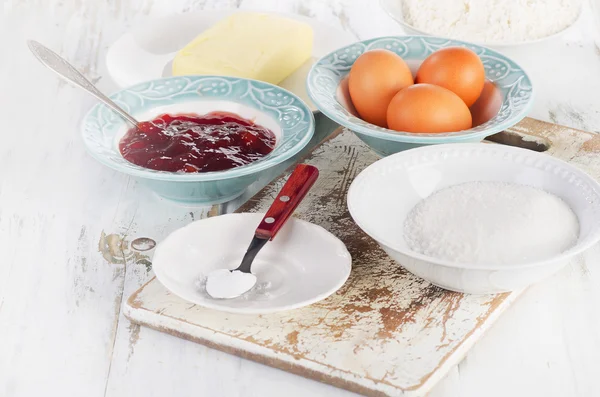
[205,164,319,299]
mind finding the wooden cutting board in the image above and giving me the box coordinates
[124,118,600,397]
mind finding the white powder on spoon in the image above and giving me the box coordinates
[404,181,579,265]
[205,269,257,299]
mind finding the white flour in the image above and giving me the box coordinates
[404,181,579,265]
[400,0,582,43]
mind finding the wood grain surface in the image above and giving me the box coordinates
[124,128,521,397]
[124,115,600,396]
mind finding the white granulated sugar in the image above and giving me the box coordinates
[401,0,582,43]
[404,181,579,265]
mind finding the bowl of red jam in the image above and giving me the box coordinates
[119,112,277,173]
[81,76,315,204]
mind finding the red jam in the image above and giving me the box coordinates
[119,112,276,173]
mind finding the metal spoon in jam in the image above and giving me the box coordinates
[28,40,147,131]
[28,40,277,175]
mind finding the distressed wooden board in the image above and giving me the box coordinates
[124,115,600,397]
[124,118,600,396]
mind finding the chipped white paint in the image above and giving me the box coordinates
[2,1,600,397]
[125,280,519,397]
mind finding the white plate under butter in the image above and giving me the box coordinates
[152,213,352,314]
[106,10,356,112]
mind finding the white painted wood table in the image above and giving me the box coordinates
[2,1,600,396]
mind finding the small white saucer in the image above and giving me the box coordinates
[105,10,356,112]
[152,213,352,314]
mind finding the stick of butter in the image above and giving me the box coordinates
[172,13,314,85]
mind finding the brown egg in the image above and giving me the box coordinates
[349,49,414,127]
[416,47,485,107]
[387,84,472,133]
[470,80,503,127]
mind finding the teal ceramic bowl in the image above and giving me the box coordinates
[82,76,315,204]
[307,36,533,157]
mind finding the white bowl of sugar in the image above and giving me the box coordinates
[347,143,600,294]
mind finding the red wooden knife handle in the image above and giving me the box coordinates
[255,164,319,240]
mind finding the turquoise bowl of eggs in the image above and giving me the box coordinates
[82,75,315,204]
[307,35,533,157]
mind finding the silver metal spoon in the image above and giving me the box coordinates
[27,40,140,127]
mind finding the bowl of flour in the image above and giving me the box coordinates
[347,143,600,294]
[380,0,582,47]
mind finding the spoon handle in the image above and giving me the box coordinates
[256,164,319,240]
[27,40,139,127]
